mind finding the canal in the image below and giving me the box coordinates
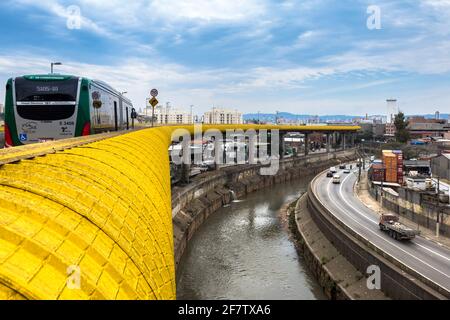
[176,178,326,300]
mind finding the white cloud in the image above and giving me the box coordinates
[149,0,266,22]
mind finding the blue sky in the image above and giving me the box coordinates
[1,0,450,116]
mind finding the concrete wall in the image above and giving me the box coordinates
[431,155,450,180]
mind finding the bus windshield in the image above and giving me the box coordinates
[15,77,79,102]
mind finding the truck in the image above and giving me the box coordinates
[379,214,420,240]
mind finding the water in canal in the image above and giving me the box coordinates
[176,179,326,300]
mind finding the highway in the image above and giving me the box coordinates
[312,166,450,295]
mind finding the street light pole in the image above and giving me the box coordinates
[51,62,62,74]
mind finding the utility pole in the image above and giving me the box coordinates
[358,157,362,182]
[380,167,385,206]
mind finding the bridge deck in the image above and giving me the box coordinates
[0,124,359,300]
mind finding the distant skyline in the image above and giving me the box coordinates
[1,1,450,115]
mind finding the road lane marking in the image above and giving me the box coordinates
[335,174,450,277]
[338,173,450,262]
[315,173,450,289]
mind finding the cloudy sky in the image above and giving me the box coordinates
[0,0,450,115]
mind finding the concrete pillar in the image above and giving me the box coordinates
[333,132,337,151]
[304,133,309,156]
[279,132,286,159]
[351,133,355,147]
[214,138,222,170]
[181,136,191,184]
[343,133,346,150]
[326,133,331,153]
[248,132,257,164]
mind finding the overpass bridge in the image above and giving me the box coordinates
[0,124,359,300]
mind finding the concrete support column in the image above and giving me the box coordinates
[248,132,257,165]
[333,132,337,151]
[181,136,191,184]
[326,133,331,153]
[214,138,222,170]
[343,133,346,150]
[304,133,309,156]
[351,133,355,147]
[279,132,286,159]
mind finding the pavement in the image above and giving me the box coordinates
[313,165,450,294]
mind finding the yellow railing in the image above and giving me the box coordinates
[0,124,359,300]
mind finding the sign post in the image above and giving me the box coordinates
[149,89,159,127]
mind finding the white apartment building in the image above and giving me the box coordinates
[152,105,193,124]
[203,107,243,125]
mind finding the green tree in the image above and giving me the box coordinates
[394,112,410,143]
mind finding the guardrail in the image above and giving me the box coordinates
[0,124,359,300]
[307,172,449,300]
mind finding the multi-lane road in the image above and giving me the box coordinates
[312,166,450,294]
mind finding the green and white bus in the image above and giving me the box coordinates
[4,74,133,147]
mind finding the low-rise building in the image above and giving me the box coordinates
[431,153,450,180]
[203,107,243,125]
[153,105,193,124]
[407,116,448,139]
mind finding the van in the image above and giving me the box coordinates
[332,175,341,184]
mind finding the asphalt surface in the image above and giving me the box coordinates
[313,166,450,294]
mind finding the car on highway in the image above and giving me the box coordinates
[343,168,351,174]
[326,171,334,178]
[332,175,341,184]
[330,167,337,173]
[339,164,346,169]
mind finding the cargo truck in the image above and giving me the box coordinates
[379,214,420,240]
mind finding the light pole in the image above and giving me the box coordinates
[51,62,62,74]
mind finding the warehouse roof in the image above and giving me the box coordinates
[404,160,431,168]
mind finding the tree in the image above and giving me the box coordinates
[394,112,410,143]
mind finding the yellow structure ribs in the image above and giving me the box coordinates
[0,124,359,300]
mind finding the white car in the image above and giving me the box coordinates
[343,168,351,174]
[332,175,341,184]
[330,167,337,173]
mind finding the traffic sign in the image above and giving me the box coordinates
[150,89,158,97]
[149,97,159,108]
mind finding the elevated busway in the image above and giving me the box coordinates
[0,124,358,300]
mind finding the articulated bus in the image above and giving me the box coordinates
[4,74,133,147]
